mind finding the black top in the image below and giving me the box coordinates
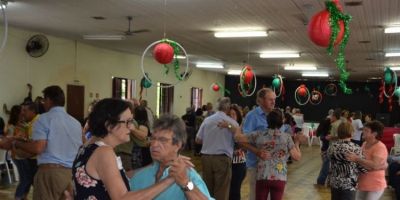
[72,142,130,200]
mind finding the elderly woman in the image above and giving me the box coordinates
[72,98,188,199]
[327,122,366,200]
[230,108,303,200]
[347,120,388,200]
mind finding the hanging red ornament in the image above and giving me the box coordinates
[153,43,174,64]
[298,85,307,97]
[212,84,220,91]
[243,66,254,84]
[308,9,345,47]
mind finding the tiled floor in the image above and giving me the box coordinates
[0,145,395,199]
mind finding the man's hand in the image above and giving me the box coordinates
[178,155,195,168]
[256,149,271,161]
[346,152,359,162]
[169,157,189,187]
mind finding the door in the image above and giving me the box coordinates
[67,84,85,125]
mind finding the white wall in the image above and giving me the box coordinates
[0,26,225,121]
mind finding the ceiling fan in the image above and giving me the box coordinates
[83,16,150,40]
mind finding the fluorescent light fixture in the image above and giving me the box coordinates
[175,55,186,59]
[83,35,126,40]
[214,31,267,38]
[260,52,300,58]
[385,27,400,33]
[390,66,400,71]
[385,52,400,57]
[302,72,329,77]
[284,65,316,70]
[196,63,224,69]
[227,70,242,75]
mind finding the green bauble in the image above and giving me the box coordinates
[272,78,280,88]
[395,87,400,97]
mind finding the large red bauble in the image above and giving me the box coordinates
[243,66,254,84]
[298,85,307,97]
[308,10,345,47]
[153,43,174,64]
[212,84,220,91]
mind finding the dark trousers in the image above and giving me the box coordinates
[316,151,329,185]
[229,162,246,200]
[13,158,38,199]
[331,188,356,200]
[389,162,400,199]
[256,180,286,200]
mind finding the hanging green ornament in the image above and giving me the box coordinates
[384,68,393,84]
[272,77,281,88]
[395,87,400,97]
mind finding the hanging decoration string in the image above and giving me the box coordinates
[0,1,8,54]
[326,0,352,94]
[238,65,257,97]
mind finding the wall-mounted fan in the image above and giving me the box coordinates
[83,16,150,40]
[26,34,49,58]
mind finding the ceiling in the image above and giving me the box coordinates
[3,0,400,81]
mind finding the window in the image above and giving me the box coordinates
[156,83,174,116]
[191,87,203,111]
[112,77,136,99]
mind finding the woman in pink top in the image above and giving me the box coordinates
[347,120,388,200]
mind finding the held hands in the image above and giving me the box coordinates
[256,149,271,161]
[169,157,190,187]
[217,120,229,129]
[0,137,15,150]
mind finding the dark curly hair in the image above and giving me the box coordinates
[88,98,132,138]
[364,120,384,139]
[8,105,21,126]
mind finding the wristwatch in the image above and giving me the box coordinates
[182,181,194,192]
[228,124,232,129]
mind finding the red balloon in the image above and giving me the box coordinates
[298,85,307,97]
[243,66,254,84]
[308,10,345,47]
[153,43,174,64]
[212,84,220,91]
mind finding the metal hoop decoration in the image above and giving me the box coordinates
[239,65,257,97]
[309,89,323,105]
[272,74,283,98]
[140,39,189,88]
[294,85,310,106]
[0,2,8,53]
[383,67,398,98]
[324,83,337,96]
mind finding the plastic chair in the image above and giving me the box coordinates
[0,149,12,183]
[302,125,311,146]
[390,134,400,155]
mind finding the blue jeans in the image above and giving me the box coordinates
[317,151,329,185]
[13,159,37,199]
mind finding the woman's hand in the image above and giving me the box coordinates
[256,149,271,161]
[346,152,360,162]
[217,120,229,129]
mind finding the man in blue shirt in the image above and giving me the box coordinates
[196,97,239,200]
[242,88,276,200]
[8,85,82,200]
[131,114,213,200]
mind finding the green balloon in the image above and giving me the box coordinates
[395,87,400,97]
[272,78,280,88]
[384,71,392,84]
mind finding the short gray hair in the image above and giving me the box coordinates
[256,88,274,105]
[153,114,187,148]
[216,97,231,111]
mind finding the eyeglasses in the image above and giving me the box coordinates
[117,119,135,127]
[149,136,172,144]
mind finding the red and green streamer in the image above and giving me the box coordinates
[326,1,352,94]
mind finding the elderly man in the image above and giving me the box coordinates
[130,114,213,200]
[3,85,83,200]
[196,97,239,200]
[242,88,276,200]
